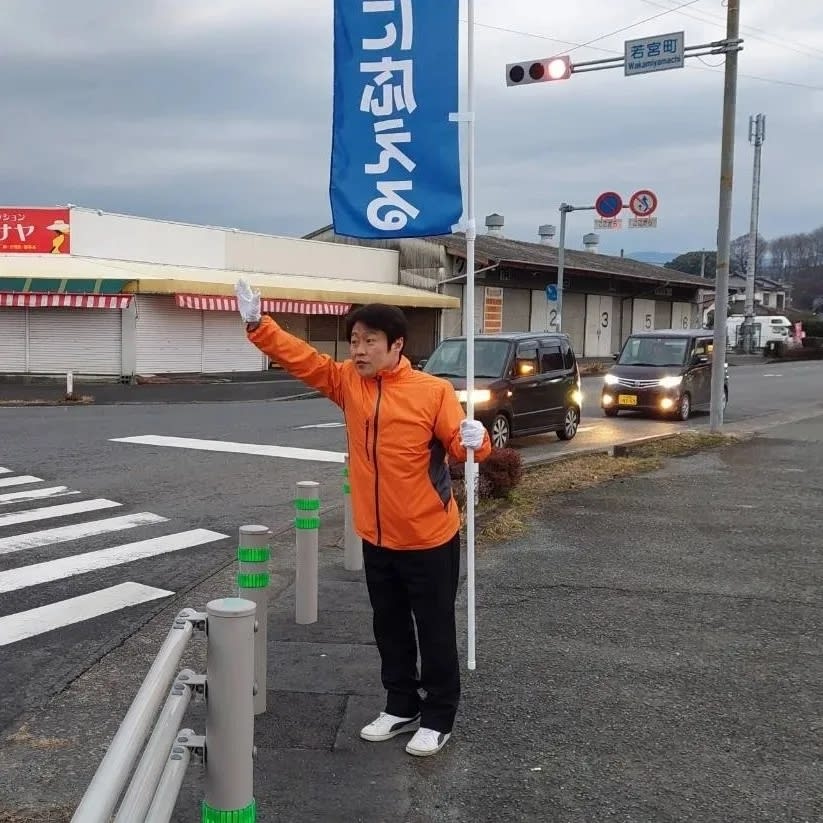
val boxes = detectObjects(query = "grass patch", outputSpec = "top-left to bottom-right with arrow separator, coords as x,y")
475,453 -> 660,544
0,810 -> 73,823
628,431 -> 738,458
472,432 -> 739,546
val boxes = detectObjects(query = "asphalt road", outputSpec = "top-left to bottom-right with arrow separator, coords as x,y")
0,360 -> 820,733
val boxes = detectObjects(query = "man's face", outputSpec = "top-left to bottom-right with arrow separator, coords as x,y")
350,321 -> 402,378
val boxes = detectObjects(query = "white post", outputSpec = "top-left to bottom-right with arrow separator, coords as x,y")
343,455 -> 362,571
465,0 -> 478,671
202,598 -> 256,822
66,370 -> 74,399
294,480 -> 319,624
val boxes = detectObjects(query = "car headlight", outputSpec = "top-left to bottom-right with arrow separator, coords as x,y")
603,374 -> 619,386
658,375 -> 683,389
456,389 -> 492,404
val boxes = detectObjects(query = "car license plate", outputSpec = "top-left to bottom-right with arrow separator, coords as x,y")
618,394 -> 638,406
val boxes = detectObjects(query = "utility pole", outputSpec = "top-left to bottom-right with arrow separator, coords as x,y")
700,249 -> 706,278
742,113 -> 766,353
556,204 -> 571,332
709,0 -> 741,432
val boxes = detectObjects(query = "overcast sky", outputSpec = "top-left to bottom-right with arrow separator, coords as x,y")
1,0 -> 821,259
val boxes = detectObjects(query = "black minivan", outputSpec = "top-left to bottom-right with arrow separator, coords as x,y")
421,332 -> 582,448
601,329 -> 729,420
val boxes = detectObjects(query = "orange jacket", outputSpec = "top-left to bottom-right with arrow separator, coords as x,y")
248,317 -> 492,549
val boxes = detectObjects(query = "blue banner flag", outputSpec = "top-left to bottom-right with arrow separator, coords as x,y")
330,0 -> 463,239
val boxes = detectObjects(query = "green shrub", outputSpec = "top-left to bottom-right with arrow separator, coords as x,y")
450,447 -> 524,503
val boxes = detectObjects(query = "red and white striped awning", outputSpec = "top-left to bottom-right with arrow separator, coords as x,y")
0,292 -> 133,310
175,293 -> 352,316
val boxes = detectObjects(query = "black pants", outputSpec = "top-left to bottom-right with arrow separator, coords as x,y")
363,531 -> 461,734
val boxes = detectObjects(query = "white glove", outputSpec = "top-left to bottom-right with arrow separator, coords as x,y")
460,419 -> 485,450
235,278 -> 261,323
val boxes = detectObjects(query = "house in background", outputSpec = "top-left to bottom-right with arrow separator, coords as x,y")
306,213 -> 707,360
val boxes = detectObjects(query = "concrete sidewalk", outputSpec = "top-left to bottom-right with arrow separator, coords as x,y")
1,416 -> 822,821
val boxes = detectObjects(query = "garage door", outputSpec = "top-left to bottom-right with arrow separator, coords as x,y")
136,296 -> 203,374
632,299 -> 656,332
28,309 -> 122,375
672,302 -> 693,330
0,310 -> 26,372
203,312 -> 264,373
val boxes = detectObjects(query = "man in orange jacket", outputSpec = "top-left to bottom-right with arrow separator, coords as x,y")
236,278 -> 491,756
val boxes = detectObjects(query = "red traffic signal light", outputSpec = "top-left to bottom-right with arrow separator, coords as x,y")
506,56 -> 572,86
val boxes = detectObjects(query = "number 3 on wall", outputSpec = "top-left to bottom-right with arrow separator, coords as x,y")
600,312 -> 609,328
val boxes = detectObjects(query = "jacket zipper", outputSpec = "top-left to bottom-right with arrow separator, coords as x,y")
364,420 -> 370,463
373,377 -> 383,546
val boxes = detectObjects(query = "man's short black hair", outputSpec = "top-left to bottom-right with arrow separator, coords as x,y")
345,304 -> 408,350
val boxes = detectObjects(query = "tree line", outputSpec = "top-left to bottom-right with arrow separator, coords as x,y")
664,226 -> 823,312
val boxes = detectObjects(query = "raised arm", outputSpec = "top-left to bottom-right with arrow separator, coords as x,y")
237,279 -> 345,406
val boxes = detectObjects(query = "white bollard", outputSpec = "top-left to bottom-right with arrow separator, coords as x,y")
294,481 -> 319,624
66,370 -> 74,399
237,524 -> 271,716
343,455 -> 363,571
202,598 -> 256,822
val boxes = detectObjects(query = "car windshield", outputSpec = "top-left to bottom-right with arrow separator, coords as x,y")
618,336 -> 689,367
423,339 -> 510,378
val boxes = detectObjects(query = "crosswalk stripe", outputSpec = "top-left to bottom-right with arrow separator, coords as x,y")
0,528 -> 228,594
0,512 -> 168,556
0,475 -> 43,488
0,583 -> 174,646
0,468 -> 11,475
111,434 -> 346,464
0,486 -> 78,505
0,499 -> 121,529
0,582 -> 175,646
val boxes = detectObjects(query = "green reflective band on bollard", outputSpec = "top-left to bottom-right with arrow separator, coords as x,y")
294,516 -> 320,530
202,799 -> 256,823
294,498 -> 321,511
237,547 -> 270,563
236,572 -> 269,589
342,466 -> 349,478
342,483 -> 351,494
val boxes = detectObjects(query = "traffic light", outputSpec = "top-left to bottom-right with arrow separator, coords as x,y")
506,56 -> 572,87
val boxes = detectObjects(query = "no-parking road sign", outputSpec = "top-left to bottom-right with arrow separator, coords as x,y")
595,191 -> 623,219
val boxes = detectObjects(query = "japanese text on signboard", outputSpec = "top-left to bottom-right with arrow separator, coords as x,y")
0,208 -> 71,254
330,0 -> 462,238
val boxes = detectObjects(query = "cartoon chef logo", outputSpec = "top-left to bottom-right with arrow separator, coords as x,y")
47,218 -> 70,254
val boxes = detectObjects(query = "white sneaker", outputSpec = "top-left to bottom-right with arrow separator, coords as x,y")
405,727 -> 451,757
360,712 -> 420,742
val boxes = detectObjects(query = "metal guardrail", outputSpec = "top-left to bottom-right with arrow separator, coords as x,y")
72,524 -> 267,823
72,488 -> 363,822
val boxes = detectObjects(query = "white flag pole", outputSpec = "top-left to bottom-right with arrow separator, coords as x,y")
464,0 -> 478,671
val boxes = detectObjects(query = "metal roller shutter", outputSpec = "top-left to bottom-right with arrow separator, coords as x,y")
0,309 -> 26,372
632,299 -> 656,332
28,309 -> 122,375
202,312 -> 264,373
136,296 -> 202,374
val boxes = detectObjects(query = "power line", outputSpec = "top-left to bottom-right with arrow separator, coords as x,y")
567,0 -> 701,53
639,0 -> 823,61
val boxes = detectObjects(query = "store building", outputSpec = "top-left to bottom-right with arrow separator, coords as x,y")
0,206 -> 459,379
